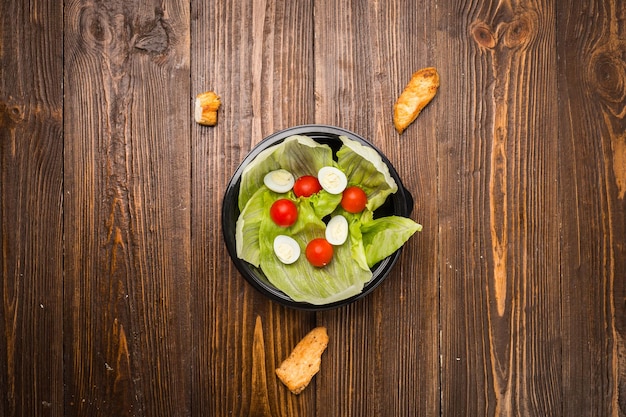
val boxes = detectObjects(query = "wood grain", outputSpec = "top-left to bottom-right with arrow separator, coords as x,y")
63,0 -> 191,415
438,1 -> 562,415
558,1 -> 626,415
190,0 -> 317,416
0,0 -> 64,415
1,0 -> 626,416
313,1 -> 440,416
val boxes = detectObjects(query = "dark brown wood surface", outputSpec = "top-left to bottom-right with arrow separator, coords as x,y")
1,0 -> 625,416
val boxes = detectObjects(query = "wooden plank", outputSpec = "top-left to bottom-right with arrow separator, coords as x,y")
557,0 -> 626,415
436,1 -> 562,415
313,1 -> 440,416
63,1 -> 191,415
0,0 -> 64,415
190,0 -> 317,416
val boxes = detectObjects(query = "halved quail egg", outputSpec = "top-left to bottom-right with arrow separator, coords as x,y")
273,235 -> 301,264
317,166 -> 347,194
325,215 -> 349,245
264,169 -> 295,193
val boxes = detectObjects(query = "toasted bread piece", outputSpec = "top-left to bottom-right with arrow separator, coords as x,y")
194,91 -> 221,126
393,67 -> 439,134
275,327 -> 329,394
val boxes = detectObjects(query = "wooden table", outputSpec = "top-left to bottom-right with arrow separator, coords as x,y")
2,0 -> 625,416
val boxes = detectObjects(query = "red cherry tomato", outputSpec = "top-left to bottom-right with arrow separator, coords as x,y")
293,175 -> 323,197
270,199 -> 298,227
341,186 -> 368,213
305,238 -> 334,267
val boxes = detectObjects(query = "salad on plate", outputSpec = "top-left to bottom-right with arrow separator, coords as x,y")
235,134 -> 421,305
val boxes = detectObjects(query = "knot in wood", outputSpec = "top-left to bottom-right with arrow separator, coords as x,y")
471,22 -> 496,49
133,8 -> 170,55
589,46 -> 626,107
134,21 -> 169,55
79,6 -> 112,46
502,14 -> 535,49
0,101 -> 24,128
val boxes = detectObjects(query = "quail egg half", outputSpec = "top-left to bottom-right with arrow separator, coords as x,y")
317,166 -> 347,194
325,215 -> 349,245
264,169 -> 295,193
273,235 -> 301,264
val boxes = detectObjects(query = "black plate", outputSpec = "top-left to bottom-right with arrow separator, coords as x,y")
221,124 -> 414,310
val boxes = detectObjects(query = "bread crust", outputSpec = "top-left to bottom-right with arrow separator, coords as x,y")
194,91 -> 221,126
275,327 -> 329,394
393,67 -> 440,134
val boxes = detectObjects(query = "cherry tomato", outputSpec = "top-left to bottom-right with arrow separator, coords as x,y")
270,199 -> 298,227
305,238 -> 334,267
293,175 -> 323,197
340,186 -> 368,213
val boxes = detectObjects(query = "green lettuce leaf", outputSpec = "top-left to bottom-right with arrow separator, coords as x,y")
360,216 -> 423,268
346,212 -> 371,272
336,136 -> 398,211
236,188 -> 341,268
306,190 -> 342,219
235,186 -> 272,267
238,135 -> 334,211
258,193 -> 372,305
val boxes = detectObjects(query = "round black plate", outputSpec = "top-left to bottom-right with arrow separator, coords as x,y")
221,124 -> 414,310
